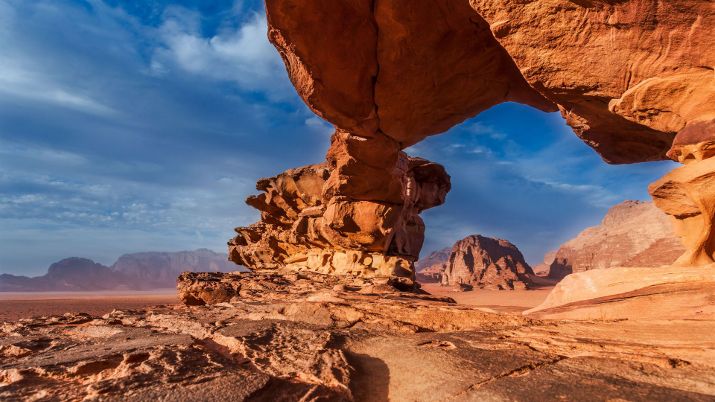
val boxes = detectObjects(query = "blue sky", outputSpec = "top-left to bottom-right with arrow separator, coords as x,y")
0,0 -> 675,275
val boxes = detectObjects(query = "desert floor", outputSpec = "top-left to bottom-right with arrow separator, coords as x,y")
0,290 -> 178,322
420,283 -> 553,313
0,286 -> 552,322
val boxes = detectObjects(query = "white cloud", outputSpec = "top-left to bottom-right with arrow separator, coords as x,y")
466,122 -> 506,140
524,178 -> 619,208
0,139 -> 87,166
152,9 -> 290,99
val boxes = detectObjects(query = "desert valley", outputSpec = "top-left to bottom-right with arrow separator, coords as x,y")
2,0 -> 714,401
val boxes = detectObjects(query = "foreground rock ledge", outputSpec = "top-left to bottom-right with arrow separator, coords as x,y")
525,265 -> 715,320
2,271 -> 715,401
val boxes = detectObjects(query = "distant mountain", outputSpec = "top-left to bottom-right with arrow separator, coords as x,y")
0,249 -> 243,292
532,250 -> 557,277
441,235 -> 535,290
415,247 -> 451,283
112,249 -> 237,289
547,201 -> 684,279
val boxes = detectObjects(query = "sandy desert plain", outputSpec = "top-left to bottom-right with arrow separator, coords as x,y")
0,286 -> 551,322
0,291 -> 178,322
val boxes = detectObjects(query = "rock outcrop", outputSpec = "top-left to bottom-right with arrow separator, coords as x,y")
526,265 -> 715,320
548,201 -> 685,279
440,235 -> 535,290
5,272 -> 715,401
470,0 -> 714,163
266,0 -> 713,163
229,154 -> 450,284
226,0 -> 713,284
112,249 -> 238,290
533,251 -> 557,277
650,121 -> 715,266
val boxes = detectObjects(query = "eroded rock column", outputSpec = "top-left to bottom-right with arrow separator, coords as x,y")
228,0 -> 713,285
649,121 -> 715,266
229,130 -> 450,283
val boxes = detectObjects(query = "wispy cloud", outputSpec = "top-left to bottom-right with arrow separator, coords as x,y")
0,59 -> 119,117
152,7 -> 291,99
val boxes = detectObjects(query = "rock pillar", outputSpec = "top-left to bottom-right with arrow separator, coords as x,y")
649,121 -> 715,266
229,130 -> 450,284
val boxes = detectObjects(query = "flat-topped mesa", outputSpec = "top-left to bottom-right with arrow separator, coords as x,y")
229,138 -> 450,284
649,120 -> 715,266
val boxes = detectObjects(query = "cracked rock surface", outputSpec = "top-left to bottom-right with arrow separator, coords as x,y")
3,272 -> 714,401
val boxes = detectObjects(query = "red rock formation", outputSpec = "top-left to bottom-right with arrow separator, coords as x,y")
649,121 -> 715,266
266,0 -> 713,163
548,201 -> 684,279
266,0 -> 555,144
229,153 -> 450,282
441,235 -> 534,290
469,0 -> 714,163
229,1 -> 713,284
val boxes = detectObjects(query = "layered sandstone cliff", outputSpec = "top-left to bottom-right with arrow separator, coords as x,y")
650,121 -> 715,266
441,235 -> 535,290
548,201 -> 684,279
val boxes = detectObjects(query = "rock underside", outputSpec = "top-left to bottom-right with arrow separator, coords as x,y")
3,271 -> 715,401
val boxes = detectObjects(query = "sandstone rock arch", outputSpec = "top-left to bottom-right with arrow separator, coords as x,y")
229,0 -> 714,284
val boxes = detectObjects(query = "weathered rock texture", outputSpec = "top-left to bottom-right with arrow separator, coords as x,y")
4,272 -> 715,401
533,250 -> 557,276
526,265 -> 715,320
470,0 -> 714,163
548,201 -> 685,279
441,235 -> 535,290
650,122 -> 715,266
228,0 -> 713,281
266,0 -> 713,162
229,157 -> 450,283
